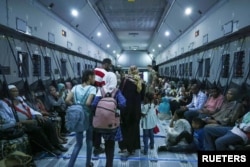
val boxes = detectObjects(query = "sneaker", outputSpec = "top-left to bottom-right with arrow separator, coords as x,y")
93,147 -> 105,156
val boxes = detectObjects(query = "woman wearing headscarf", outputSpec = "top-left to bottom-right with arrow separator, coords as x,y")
118,65 -> 143,154
158,97 -> 171,120
57,83 -> 66,100
91,71 -> 126,167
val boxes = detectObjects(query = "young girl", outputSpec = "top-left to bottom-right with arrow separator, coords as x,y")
141,92 -> 158,155
65,70 -> 96,167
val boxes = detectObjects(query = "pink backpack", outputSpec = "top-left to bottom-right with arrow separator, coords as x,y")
93,88 -> 120,133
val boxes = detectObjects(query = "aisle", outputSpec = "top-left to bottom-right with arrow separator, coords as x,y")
34,120 -> 198,167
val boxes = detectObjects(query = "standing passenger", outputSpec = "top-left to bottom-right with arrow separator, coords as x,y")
65,70 -> 96,167
119,65 -> 142,155
140,92 -> 158,155
93,58 -> 113,156
146,65 -> 157,94
91,71 -> 126,167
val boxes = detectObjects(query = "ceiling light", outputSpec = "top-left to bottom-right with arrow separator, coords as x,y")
71,9 -> 78,17
113,50 -> 116,54
107,44 -> 110,48
152,49 -> 155,52
185,7 -> 192,15
158,44 -> 162,48
165,31 -> 170,36
97,32 -> 101,37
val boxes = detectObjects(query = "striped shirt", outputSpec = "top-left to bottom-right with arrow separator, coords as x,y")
186,91 -> 207,112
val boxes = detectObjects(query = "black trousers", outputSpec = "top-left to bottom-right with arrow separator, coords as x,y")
175,131 -> 193,144
40,119 -> 60,146
104,140 -> 115,167
93,131 -> 102,148
25,126 -> 55,153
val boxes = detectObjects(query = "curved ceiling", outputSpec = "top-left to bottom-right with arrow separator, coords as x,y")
37,0 -> 220,57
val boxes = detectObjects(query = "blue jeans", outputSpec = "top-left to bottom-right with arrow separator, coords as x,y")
204,125 -> 231,151
143,128 -> 154,153
68,126 -> 93,167
215,131 -> 243,150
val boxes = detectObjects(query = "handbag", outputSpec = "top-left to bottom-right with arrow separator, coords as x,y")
0,127 -> 25,140
153,125 -> 160,134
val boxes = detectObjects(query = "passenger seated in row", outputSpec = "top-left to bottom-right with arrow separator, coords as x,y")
198,86 -> 224,118
157,97 -> 171,121
57,83 -> 67,100
0,99 -> 30,160
48,85 -> 68,134
203,88 -> 245,150
173,87 -> 189,106
168,86 -> 191,116
181,83 -> 207,122
203,88 -> 244,126
165,83 -> 177,99
65,81 -> 72,95
30,91 -> 67,144
242,95 -> 250,113
5,85 -> 67,154
0,99 -> 18,131
205,111 -> 250,151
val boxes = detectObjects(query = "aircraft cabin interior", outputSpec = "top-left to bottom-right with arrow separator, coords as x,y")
0,0 -> 250,167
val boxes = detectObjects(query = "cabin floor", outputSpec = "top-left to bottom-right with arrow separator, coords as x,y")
34,120 -> 198,167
